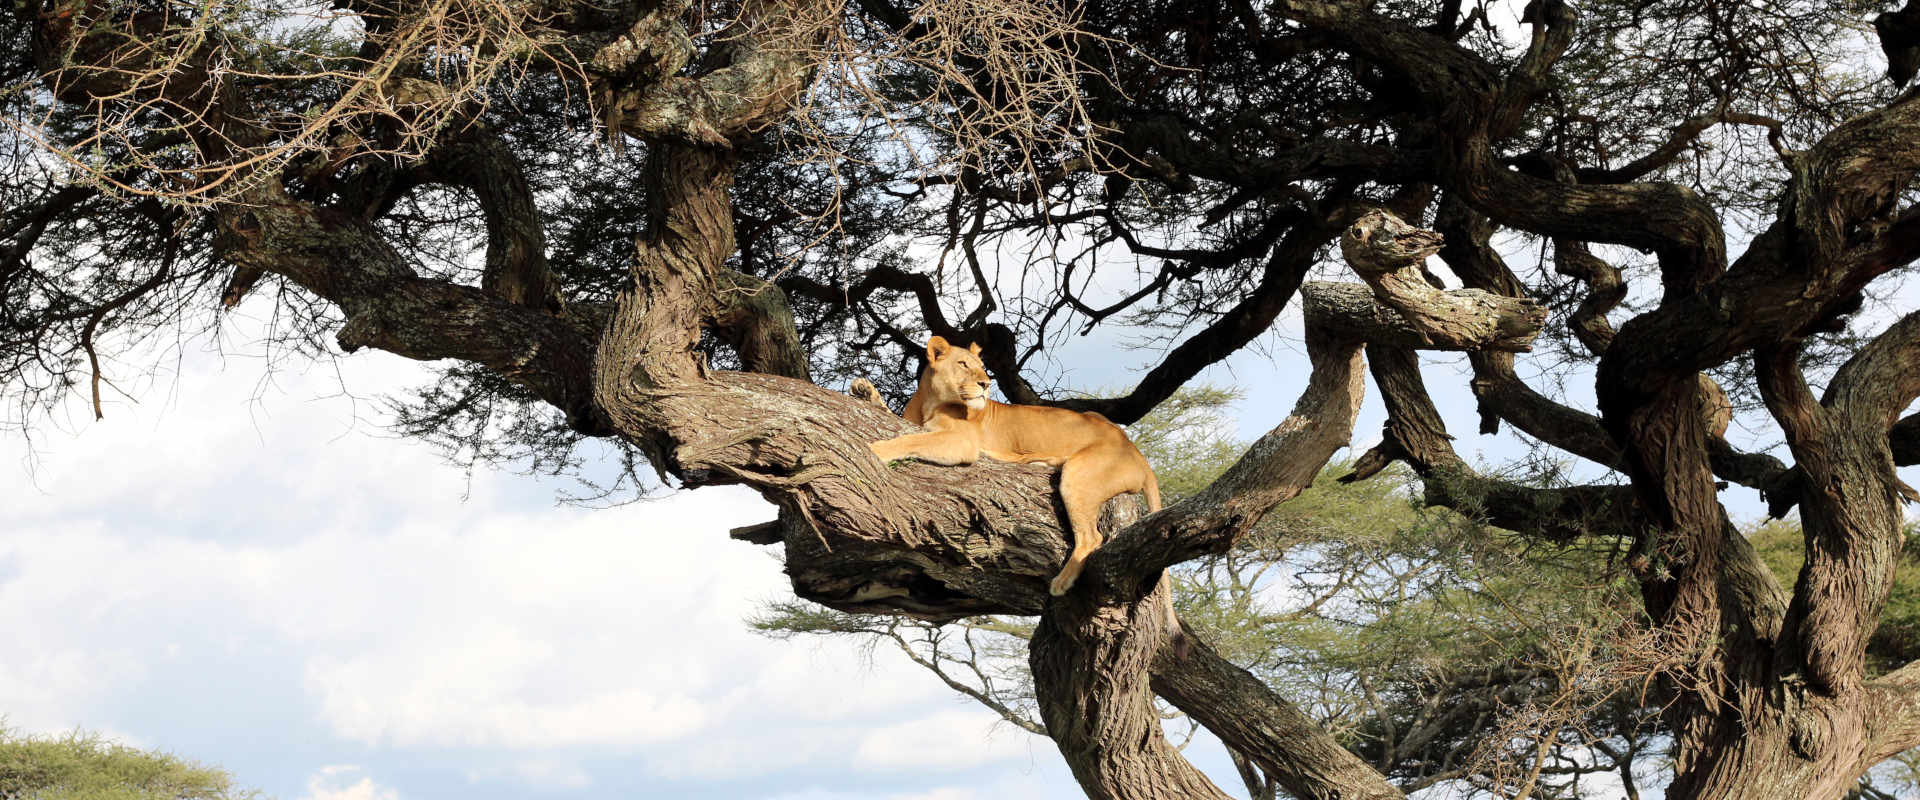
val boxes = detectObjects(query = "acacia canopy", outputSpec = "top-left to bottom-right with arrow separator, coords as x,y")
8,0 -> 1920,797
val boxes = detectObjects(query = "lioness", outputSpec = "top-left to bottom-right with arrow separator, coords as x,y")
866,335 -> 1162,596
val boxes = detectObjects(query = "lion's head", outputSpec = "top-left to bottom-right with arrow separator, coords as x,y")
919,335 -> 991,413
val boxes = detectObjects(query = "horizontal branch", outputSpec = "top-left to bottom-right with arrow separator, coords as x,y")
216,186 -> 609,433
662,375 -> 1078,618
1335,210 -> 1548,352
1866,661 -> 1920,763
1303,282 -> 1545,352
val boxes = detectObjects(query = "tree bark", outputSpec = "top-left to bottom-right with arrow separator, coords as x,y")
1150,624 -> 1404,800
416,126 -> 565,312
1032,580 -> 1234,800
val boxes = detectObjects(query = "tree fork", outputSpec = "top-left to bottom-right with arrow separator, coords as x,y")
1032,580 -> 1234,800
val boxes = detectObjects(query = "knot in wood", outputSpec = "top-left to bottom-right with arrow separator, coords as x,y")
1789,703 -> 1837,760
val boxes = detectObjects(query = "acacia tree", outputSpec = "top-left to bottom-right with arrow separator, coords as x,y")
10,0 -> 1920,797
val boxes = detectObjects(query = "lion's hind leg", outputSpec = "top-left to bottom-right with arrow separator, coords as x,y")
1049,447 -> 1145,596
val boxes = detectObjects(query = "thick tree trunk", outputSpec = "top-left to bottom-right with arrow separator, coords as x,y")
1667,700 -> 1871,800
1031,580 -> 1233,800
1659,316 -> 1920,799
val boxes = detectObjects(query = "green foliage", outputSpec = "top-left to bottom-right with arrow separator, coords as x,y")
1176,461 -> 1648,786
0,727 -> 255,800
1121,384 -> 1244,501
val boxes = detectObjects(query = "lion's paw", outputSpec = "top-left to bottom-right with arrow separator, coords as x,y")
849,378 -> 887,409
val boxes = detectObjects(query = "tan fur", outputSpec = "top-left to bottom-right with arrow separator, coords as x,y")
868,336 -> 1163,596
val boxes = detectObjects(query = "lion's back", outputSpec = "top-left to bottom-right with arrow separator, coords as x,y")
985,403 -> 1132,458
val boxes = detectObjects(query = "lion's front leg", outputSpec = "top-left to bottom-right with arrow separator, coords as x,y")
869,427 -> 981,466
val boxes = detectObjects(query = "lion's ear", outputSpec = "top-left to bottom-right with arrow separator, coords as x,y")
968,342 -> 982,355
927,335 -> 952,360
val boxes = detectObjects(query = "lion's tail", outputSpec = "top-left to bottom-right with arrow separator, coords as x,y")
1143,468 -> 1183,658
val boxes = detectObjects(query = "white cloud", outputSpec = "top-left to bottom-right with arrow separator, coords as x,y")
301,766 -> 399,800
887,789 -> 977,800
755,791 -> 875,800
885,772 -> 1069,800
284,493 -> 772,750
467,758 -> 594,790
2,488 -> 793,751
853,710 -> 1036,772
0,470 -> 1053,778
630,639 -> 1053,781
0,523 -> 256,734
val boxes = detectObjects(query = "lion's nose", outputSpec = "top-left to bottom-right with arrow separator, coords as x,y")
977,381 -> 990,391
